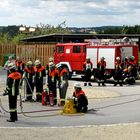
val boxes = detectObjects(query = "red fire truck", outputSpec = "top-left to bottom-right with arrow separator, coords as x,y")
54,41 -> 139,79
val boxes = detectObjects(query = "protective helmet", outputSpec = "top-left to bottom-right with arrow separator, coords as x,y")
74,83 -> 81,88
8,63 -> 16,70
49,57 -> 54,62
101,57 -> 105,60
27,61 -> 33,65
49,62 -> 55,67
8,56 -> 12,59
130,56 -> 135,60
56,63 -> 62,69
34,60 -> 41,66
116,57 -> 120,60
86,56 -> 90,60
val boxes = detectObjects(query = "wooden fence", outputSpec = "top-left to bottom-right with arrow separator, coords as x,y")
0,44 -> 16,66
16,43 -> 56,66
0,43 -> 56,66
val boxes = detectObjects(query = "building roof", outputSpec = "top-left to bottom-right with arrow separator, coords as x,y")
21,33 -> 140,43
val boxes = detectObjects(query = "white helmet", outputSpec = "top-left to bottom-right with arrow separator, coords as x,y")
8,63 -> 16,70
86,56 -> 90,60
49,62 -> 55,67
34,60 -> 41,66
74,83 -> 81,88
116,57 -> 120,60
27,61 -> 33,65
56,63 -> 62,69
49,57 -> 54,62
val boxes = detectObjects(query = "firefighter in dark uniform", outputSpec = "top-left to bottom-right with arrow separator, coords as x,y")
15,56 -> 25,76
56,64 -> 69,106
48,62 -> 58,105
97,57 -> 106,86
113,57 -> 123,86
128,56 -> 138,79
83,57 -> 93,86
24,61 -> 35,101
5,63 -> 21,122
73,83 -> 88,113
34,60 -> 46,102
123,65 -> 135,85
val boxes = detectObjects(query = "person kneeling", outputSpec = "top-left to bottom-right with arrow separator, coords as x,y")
73,83 -> 88,113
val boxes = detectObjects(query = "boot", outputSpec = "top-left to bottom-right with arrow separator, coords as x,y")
88,83 -> 92,86
84,83 -> 87,86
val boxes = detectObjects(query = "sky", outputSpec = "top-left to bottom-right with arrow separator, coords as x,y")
0,0 -> 140,27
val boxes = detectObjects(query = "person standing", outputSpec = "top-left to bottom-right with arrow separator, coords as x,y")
83,57 -> 93,86
47,62 -> 58,105
113,57 -> 123,86
56,64 -> 69,106
5,62 -> 21,122
15,56 -> 25,77
24,61 -> 35,101
34,60 -> 46,102
97,57 -> 106,86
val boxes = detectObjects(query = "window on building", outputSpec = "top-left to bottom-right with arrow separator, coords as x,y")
73,46 -> 81,53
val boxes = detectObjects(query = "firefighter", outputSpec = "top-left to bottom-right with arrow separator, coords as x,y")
113,57 -> 123,86
73,83 -> 88,113
128,56 -> 138,79
15,56 -> 25,76
56,64 -> 69,106
34,60 -> 46,102
123,65 -> 135,85
47,62 -> 58,105
5,62 -> 21,122
46,57 -> 54,71
83,57 -> 93,86
97,57 -> 106,86
24,61 -> 35,101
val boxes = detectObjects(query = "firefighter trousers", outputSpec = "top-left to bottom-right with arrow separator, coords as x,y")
59,82 -> 68,105
8,95 -> 18,121
26,80 -> 34,101
35,79 -> 43,102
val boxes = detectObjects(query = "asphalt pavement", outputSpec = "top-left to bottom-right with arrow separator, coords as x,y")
0,69 -> 140,127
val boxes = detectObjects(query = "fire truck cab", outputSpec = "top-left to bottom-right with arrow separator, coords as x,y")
54,41 -> 139,79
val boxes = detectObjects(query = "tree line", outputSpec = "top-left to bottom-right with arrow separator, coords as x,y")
0,23 -> 140,45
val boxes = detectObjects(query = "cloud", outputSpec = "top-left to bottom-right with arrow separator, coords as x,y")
0,0 -> 140,27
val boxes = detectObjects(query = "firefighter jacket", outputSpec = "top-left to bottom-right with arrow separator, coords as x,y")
48,69 -> 58,88
34,65 -> 46,84
73,90 -> 88,106
24,67 -> 35,82
97,60 -> 106,70
7,71 -> 22,96
59,68 -> 68,82
15,60 -> 25,75
83,61 -> 93,71
114,62 -> 123,79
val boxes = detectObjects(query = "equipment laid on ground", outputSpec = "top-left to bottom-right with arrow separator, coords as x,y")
62,98 -> 77,114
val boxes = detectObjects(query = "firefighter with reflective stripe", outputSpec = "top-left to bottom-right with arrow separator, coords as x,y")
97,57 -> 106,86
24,61 -> 35,101
73,83 -> 88,113
56,64 -> 69,106
113,57 -> 123,86
123,65 -> 135,85
128,56 -> 138,79
15,56 -> 25,76
48,62 -> 58,105
6,63 -> 21,122
83,57 -> 93,86
34,60 -> 46,102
